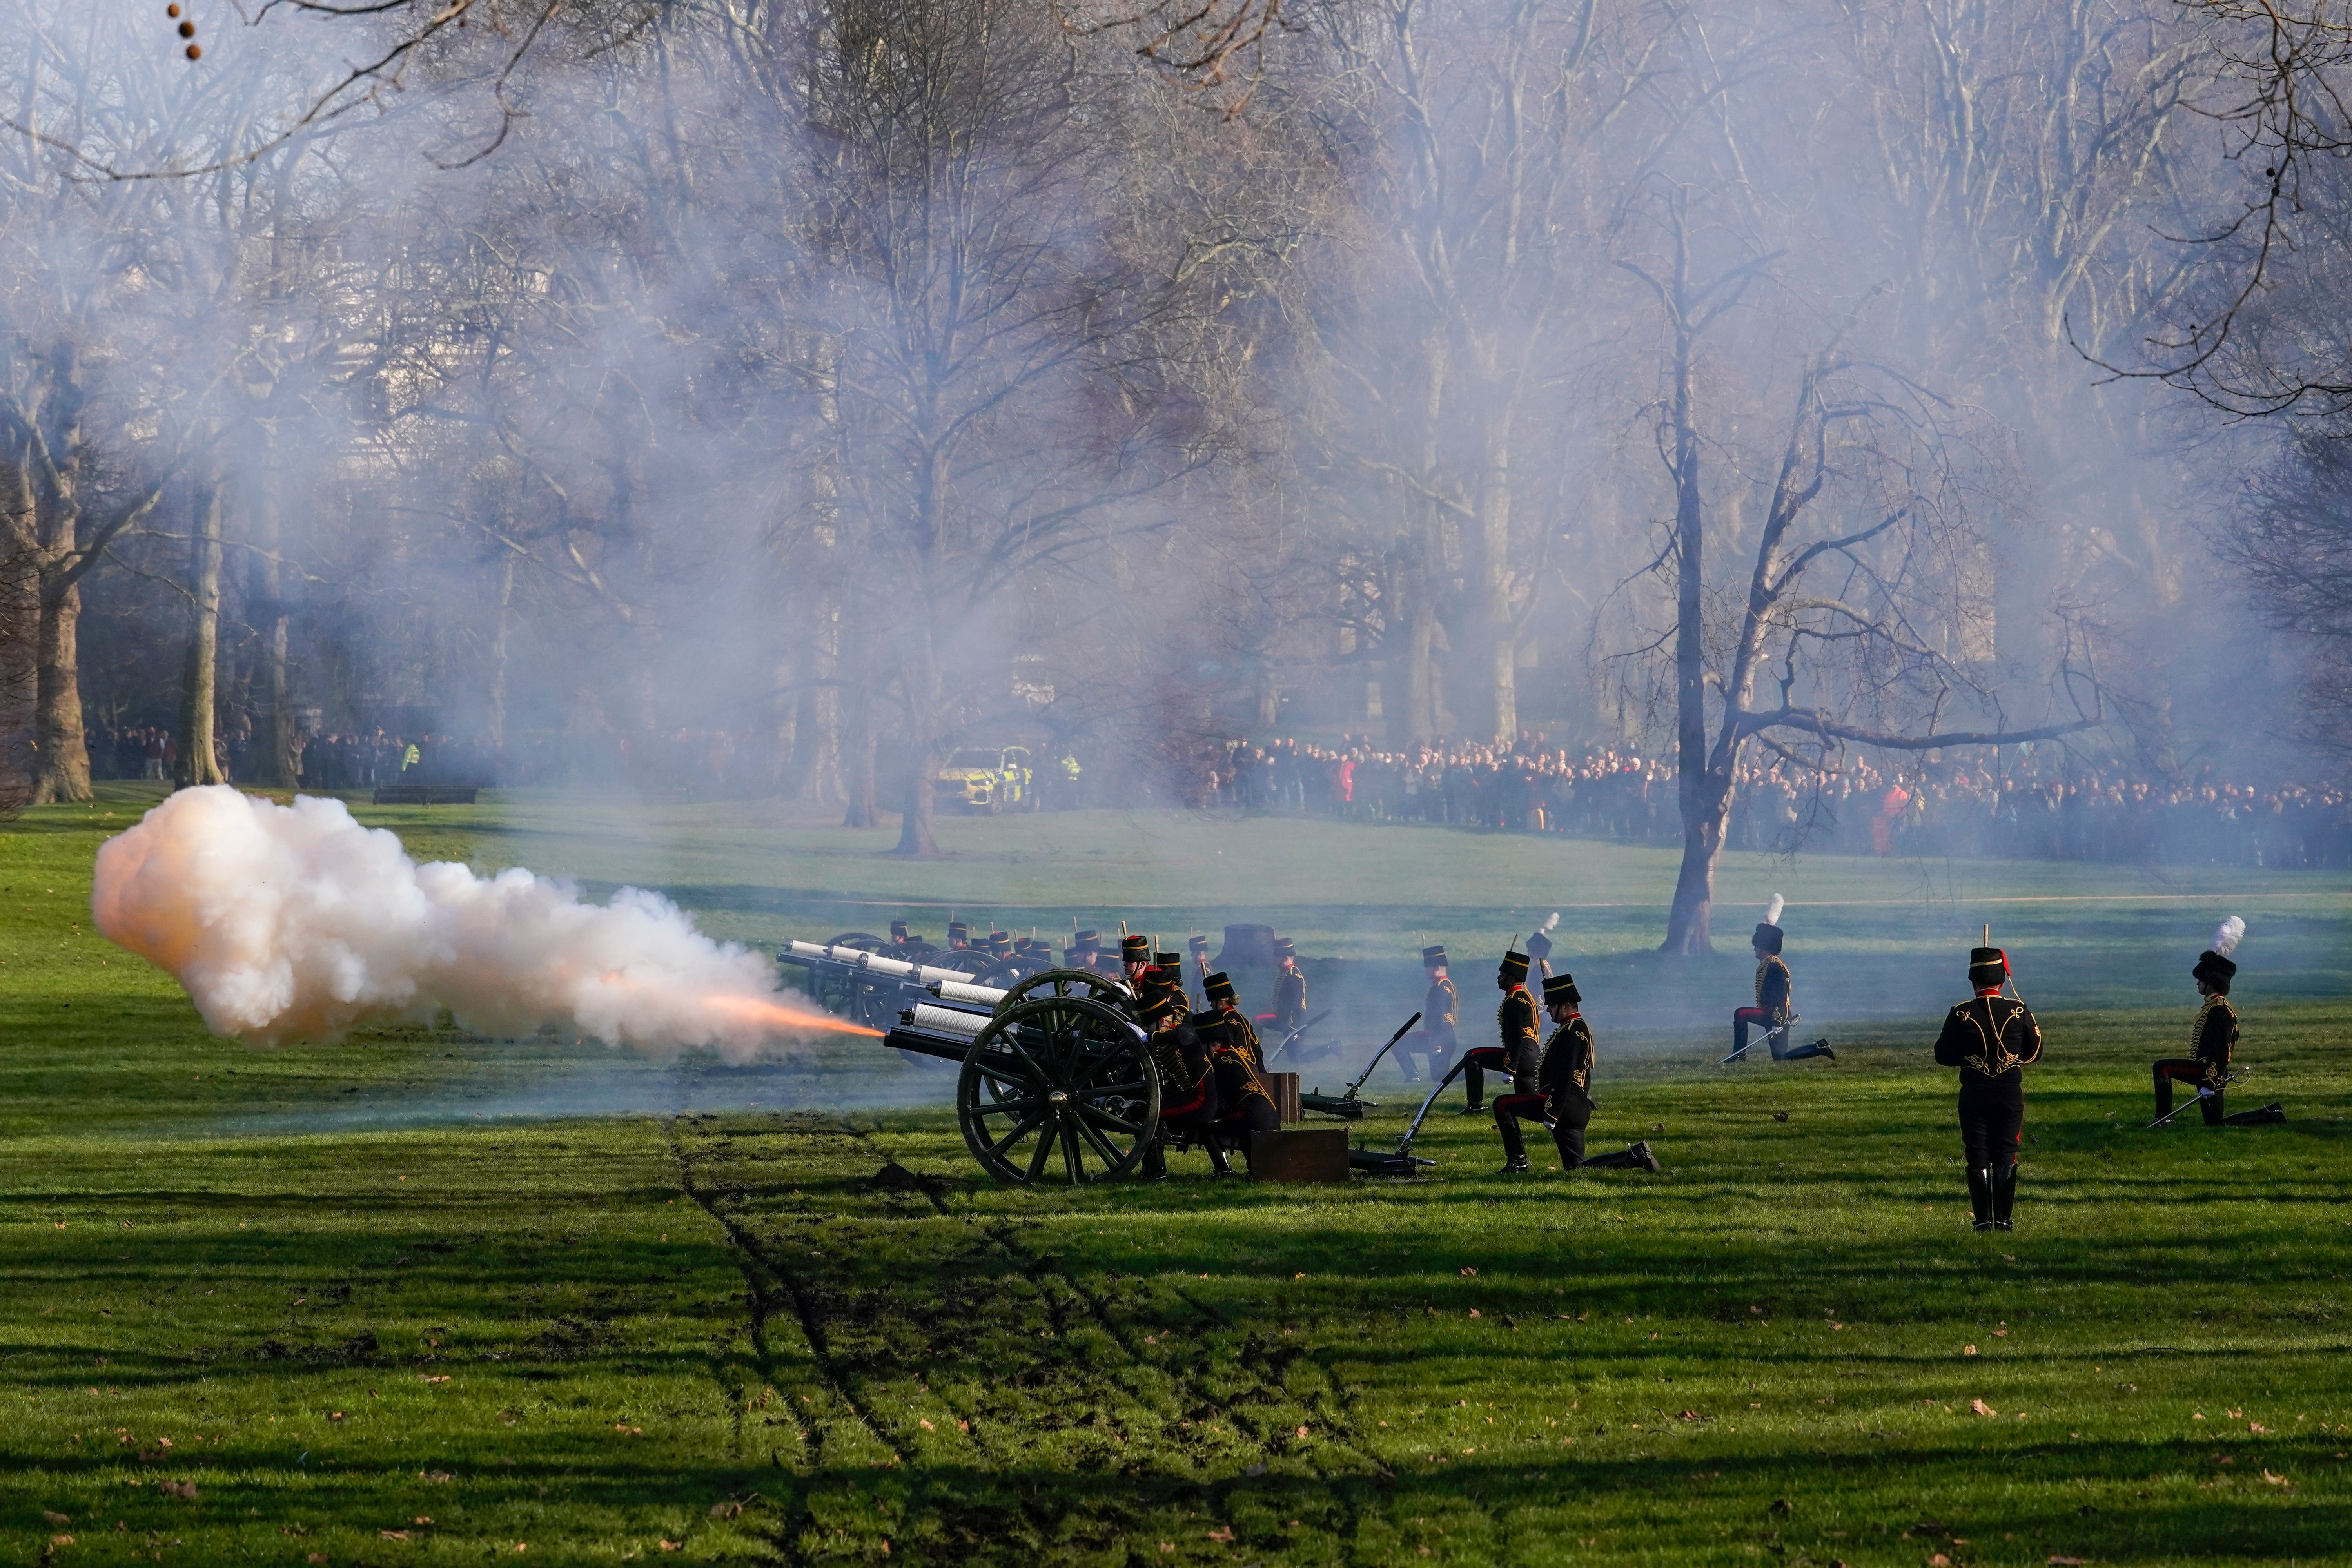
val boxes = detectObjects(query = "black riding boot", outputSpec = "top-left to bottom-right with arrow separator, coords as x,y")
2221,1102 -> 2286,1126
1966,1165 -> 1994,1231
1139,1138 -> 1168,1181
2152,1067 -> 2174,1122
1581,1142 -> 1661,1173
1781,1038 -> 1836,1062
1494,1110 -> 1530,1174
1991,1162 -> 2017,1231
1460,1058 -> 1486,1114
1206,1139 -> 1236,1177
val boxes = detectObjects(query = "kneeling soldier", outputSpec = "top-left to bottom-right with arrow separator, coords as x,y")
1492,972 -> 1660,1174
1199,970 -> 1266,1073
1733,899 -> 1833,1062
1139,985 -> 1225,1179
2153,917 -> 2283,1127
1933,946 -> 2041,1231
1471,945 -> 1540,1114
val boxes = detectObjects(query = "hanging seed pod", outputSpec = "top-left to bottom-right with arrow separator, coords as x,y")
185,43 -> 201,59
167,4 -> 181,16
178,20 -> 196,37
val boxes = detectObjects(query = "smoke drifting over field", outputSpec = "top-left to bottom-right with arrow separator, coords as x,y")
89,787 -> 872,1057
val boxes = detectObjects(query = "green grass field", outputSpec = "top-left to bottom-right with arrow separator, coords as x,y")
3,786 -> 2348,1565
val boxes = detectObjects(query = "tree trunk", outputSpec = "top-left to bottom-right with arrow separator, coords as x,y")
1662,770 -> 1731,955
176,484 -> 227,788
484,552 -> 515,753
1479,421 -> 1518,743
30,573 -> 91,802
842,685 -> 877,828
1661,236 -> 1712,956
890,629 -> 941,857
793,597 -> 843,803
0,534 -> 34,813
256,459 -> 298,788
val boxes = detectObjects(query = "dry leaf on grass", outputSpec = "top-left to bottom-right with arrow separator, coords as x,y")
1971,1399 -> 1998,1417
1207,1525 -> 1235,1541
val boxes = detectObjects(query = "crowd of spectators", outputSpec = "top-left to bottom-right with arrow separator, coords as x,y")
1203,734 -> 2352,870
87,722 -> 752,797
83,715 -> 2352,869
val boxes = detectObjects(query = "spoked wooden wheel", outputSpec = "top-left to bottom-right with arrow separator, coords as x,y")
827,931 -> 889,951
998,966 -> 1132,1009
957,997 -> 1160,1184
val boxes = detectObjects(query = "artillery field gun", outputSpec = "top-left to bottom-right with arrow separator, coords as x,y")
775,924 -> 1406,1187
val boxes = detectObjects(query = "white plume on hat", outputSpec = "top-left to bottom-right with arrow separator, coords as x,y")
1541,911 -> 1560,933
2210,916 -> 2245,957
1763,894 -> 1785,926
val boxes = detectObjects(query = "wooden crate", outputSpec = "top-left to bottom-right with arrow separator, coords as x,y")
1264,1071 -> 1302,1124
1247,1128 -> 1350,1184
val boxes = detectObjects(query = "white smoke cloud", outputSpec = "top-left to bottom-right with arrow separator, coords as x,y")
90,786 -> 870,1058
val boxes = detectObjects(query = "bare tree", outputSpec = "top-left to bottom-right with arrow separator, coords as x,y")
1610,193 -> 2102,953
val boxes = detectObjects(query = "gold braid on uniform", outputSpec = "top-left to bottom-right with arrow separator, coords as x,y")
1217,1031 -> 1276,1109
2189,994 -> 2236,1087
1537,1017 -> 1591,1094
1950,996 -> 2036,1075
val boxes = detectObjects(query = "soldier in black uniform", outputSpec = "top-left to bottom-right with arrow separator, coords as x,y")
946,921 -> 972,952
1733,912 -> 1833,1062
1138,986 -> 1226,1178
985,929 -> 1013,961
2152,927 -> 2283,1126
1198,973 -> 1279,1164
888,918 -> 918,953
1470,947 -> 1541,1115
1492,973 -> 1660,1174
1932,946 -> 2042,1232
1156,949 -> 1192,1008
1120,933 -> 1154,986
1399,945 -> 1458,1084
1066,928 -> 1103,970
1272,939 -> 1308,1034
1198,971 -> 1266,1072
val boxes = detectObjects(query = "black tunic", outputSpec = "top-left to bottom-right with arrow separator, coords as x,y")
1933,994 -> 2042,1167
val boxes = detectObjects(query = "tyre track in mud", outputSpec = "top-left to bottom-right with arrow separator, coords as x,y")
671,1105 -> 1511,1564
666,1111 -> 912,1566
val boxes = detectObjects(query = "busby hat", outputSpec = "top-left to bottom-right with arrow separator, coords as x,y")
1156,950 -> 1181,971
2194,916 -> 2245,992
1752,895 -> 1785,954
1421,944 -> 1448,967
889,918 -> 910,939
1139,987 -> 1185,1023
1273,937 -> 1296,962
1121,933 -> 1151,963
986,930 -> 1012,955
1072,929 -> 1100,951
1498,948 -> 1530,986
1204,971 -> 1237,1003
1967,946 -> 2008,988
1188,933 -> 1210,955
1543,972 -> 1581,1007
947,920 -> 971,943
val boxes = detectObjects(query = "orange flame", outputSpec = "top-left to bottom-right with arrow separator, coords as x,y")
699,994 -> 886,1038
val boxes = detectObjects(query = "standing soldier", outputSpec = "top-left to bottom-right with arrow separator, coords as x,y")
1730,897 -> 1833,1062
2151,918 -> 2283,1127
1272,939 -> 1308,1034
1399,945 -> 1458,1084
1473,946 -> 1541,1116
1493,972 -> 1660,1174
1932,946 -> 2043,1232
